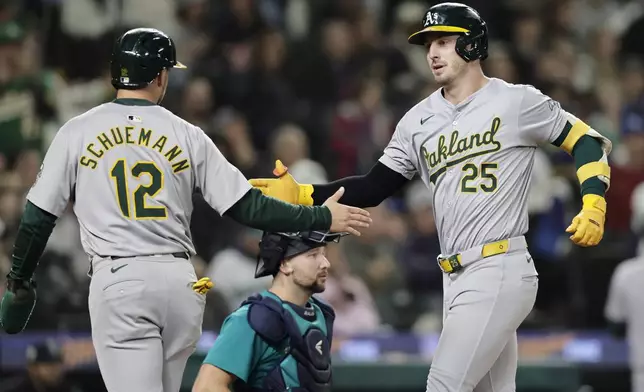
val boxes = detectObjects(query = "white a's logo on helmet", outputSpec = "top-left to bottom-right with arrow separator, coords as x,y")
424,11 -> 435,26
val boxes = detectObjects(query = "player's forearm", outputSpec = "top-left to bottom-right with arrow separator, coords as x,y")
8,201 -> 57,281
571,135 -> 607,197
310,162 -> 409,207
552,120 -> 610,198
225,188 -> 332,231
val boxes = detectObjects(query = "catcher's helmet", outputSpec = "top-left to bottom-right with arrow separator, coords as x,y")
408,2 -> 488,62
255,231 -> 347,278
110,28 -> 186,90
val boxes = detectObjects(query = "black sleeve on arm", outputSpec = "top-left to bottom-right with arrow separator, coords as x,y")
224,188 -> 332,232
311,162 -> 410,207
8,201 -> 57,281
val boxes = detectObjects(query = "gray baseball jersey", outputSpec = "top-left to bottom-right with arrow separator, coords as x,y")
27,99 -> 251,258
380,78 -> 571,255
605,258 -> 644,374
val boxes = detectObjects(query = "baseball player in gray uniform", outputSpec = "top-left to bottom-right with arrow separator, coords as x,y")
0,28 -> 371,392
249,3 -> 612,392
605,185 -> 644,392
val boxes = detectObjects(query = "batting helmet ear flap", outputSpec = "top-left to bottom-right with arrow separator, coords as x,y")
455,24 -> 488,62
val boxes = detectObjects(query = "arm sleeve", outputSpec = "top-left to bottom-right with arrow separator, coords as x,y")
8,201 -> 57,281
519,85 -> 612,194
604,266 -> 627,323
225,188 -> 332,231
203,311 -> 266,383
517,85 -> 570,146
193,127 -> 252,215
26,127 -> 76,217
570,136 -> 607,197
310,162 -> 409,207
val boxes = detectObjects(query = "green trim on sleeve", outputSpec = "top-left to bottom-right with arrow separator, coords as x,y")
551,121 -> 572,147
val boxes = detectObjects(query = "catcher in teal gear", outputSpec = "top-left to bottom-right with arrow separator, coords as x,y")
192,230 -> 344,392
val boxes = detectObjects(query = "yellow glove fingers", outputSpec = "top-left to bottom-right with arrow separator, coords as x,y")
566,216 -> 581,233
249,179 -> 270,187
578,228 -> 595,247
569,220 -> 588,243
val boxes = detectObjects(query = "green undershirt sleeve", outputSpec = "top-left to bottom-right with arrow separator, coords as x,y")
8,201 -> 57,281
225,188 -> 332,232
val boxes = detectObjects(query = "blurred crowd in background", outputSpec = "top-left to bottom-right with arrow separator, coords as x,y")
1,0 -> 644,338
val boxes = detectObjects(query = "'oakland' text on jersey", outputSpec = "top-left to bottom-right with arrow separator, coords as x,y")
380,78 -> 571,255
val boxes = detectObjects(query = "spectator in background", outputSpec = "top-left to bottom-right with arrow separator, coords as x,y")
396,180 -> 443,333
206,228 -> 273,311
605,97 -> 644,236
179,76 -> 217,132
0,340 -> 85,392
484,42 -> 519,84
0,21 -> 57,163
246,28 -> 299,151
270,123 -> 328,184
339,203 -> 413,331
604,183 -> 644,392
316,241 -> 381,337
397,180 -> 442,301
331,77 -> 394,177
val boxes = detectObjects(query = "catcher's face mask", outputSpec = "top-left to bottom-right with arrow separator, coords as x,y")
254,231 -> 347,278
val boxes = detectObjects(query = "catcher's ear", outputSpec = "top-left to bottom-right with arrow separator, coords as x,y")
279,259 -> 293,275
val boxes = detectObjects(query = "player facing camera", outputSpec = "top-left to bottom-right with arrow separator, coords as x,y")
255,231 -> 347,295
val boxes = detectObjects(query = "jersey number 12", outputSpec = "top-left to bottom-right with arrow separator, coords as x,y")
110,159 -> 167,220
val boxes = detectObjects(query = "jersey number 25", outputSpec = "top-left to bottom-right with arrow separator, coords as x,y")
110,159 -> 168,220
460,163 -> 498,193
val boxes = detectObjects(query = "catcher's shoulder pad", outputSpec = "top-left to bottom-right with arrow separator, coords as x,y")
243,294 -> 288,346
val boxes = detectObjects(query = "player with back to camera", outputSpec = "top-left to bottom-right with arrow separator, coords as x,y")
192,230 -> 343,392
249,3 -> 612,392
0,28 -> 371,392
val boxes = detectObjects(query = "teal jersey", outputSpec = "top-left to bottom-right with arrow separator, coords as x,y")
203,290 -> 330,389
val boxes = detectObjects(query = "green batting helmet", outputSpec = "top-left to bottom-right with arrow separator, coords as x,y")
110,28 -> 186,90
407,2 -> 488,62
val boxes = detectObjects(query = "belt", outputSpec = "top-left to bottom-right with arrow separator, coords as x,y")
437,237 -> 526,274
110,252 -> 189,260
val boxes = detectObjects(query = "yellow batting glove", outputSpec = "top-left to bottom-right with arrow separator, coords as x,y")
565,194 -> 606,247
248,160 -> 314,205
192,277 -> 214,295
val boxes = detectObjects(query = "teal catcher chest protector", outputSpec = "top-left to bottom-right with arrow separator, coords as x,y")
234,293 -> 335,392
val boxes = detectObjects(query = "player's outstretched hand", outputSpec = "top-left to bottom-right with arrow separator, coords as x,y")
323,187 -> 372,236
